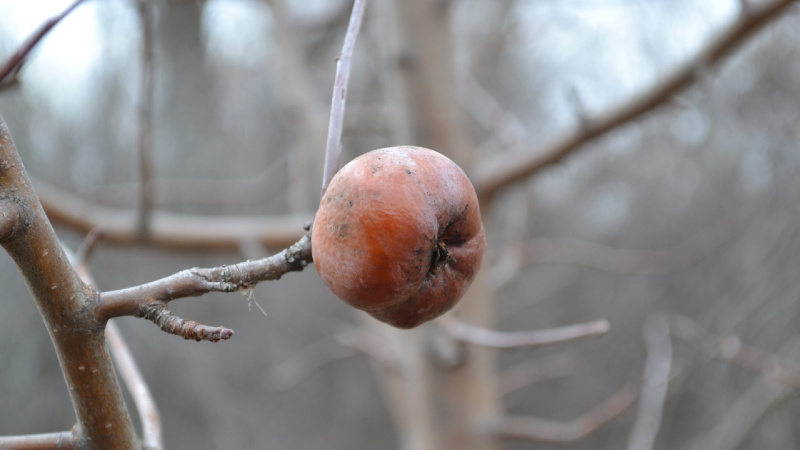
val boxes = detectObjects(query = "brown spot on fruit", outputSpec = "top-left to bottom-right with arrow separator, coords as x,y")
311,146 -> 485,329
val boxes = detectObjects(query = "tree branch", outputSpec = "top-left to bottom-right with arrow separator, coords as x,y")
97,233 -> 312,326
439,316 -> 610,350
472,0 -> 798,200
320,0 -> 368,195
105,322 -> 163,450
0,116 -> 138,447
671,315 -> 800,390
0,431 -> 75,449
627,315 -> 672,450
0,0 -> 87,89
136,0 -> 156,238
34,177 -> 310,250
491,381 -> 640,443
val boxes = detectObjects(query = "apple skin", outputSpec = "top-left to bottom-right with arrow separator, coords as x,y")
311,146 -> 485,329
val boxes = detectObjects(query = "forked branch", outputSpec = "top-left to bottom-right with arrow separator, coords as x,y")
473,0 -> 798,199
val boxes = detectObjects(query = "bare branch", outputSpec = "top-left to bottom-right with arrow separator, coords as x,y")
136,0 -> 156,238
0,0 -> 87,89
139,303 -> 233,342
98,233 -> 312,324
0,431 -> 75,449
106,322 -> 163,450
627,315 -> 672,450
439,316 -> 610,350
492,381 -> 640,443
0,116 -> 138,447
321,0 -> 369,195
270,336 -> 361,391
671,315 -> 800,390
34,178 -> 310,250
498,352 -> 581,398
505,205 -> 753,276
69,240 -> 163,449
473,0 -> 798,199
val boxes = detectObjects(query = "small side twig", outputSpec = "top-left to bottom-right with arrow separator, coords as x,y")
320,0 -> 369,196
0,431 -> 75,449
97,233 -> 313,335
439,316 -> 610,350
139,304 -> 233,342
491,381 -> 640,443
0,0 -> 87,88
670,315 -> 800,390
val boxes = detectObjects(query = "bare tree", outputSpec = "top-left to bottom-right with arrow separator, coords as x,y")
1,0 -> 799,449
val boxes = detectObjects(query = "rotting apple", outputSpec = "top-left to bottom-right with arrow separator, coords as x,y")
311,146 -> 485,329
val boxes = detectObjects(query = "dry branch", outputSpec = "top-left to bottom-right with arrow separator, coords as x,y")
34,177 -> 310,250
492,381 -> 640,443
0,116 -> 138,447
0,0 -> 86,89
440,316 -> 610,350
105,321 -> 163,450
0,431 -> 75,449
627,315 -> 672,450
136,0 -> 156,238
98,233 -> 312,325
671,315 -> 800,390
472,0 -> 798,199
321,0 -> 368,195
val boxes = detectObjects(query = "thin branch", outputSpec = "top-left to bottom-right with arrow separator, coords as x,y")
0,0 -> 87,88
498,351 -> 581,398
320,0 -> 368,196
270,336 -> 361,391
670,315 -> 800,390
136,0 -> 156,238
492,381 -> 640,443
97,233 -> 312,323
0,431 -> 75,449
627,315 -> 672,450
139,303 -> 233,342
439,315 -> 610,350
34,177 -> 310,250
74,226 -> 103,269
681,337 -> 800,450
473,0 -> 798,199
504,205 -> 753,277
106,322 -> 163,450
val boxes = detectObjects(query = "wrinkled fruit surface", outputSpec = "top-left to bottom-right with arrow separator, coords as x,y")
312,146 -> 485,328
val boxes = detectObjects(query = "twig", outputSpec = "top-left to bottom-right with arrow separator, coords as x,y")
439,315 -> 610,350
74,226 -> 104,269
491,381 -> 640,443
473,0 -> 797,199
627,315 -> 672,450
670,315 -> 800,390
507,204 -> 753,276
0,431 -> 75,449
136,0 -> 155,238
106,322 -> 163,450
681,336 -> 800,450
320,0 -> 368,196
139,303 -> 233,342
33,177 -> 310,250
498,351 -> 581,397
270,337 -> 361,391
97,233 -> 312,325
0,0 -> 87,88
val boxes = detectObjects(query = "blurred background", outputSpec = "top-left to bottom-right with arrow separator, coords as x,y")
1,0 -> 800,449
